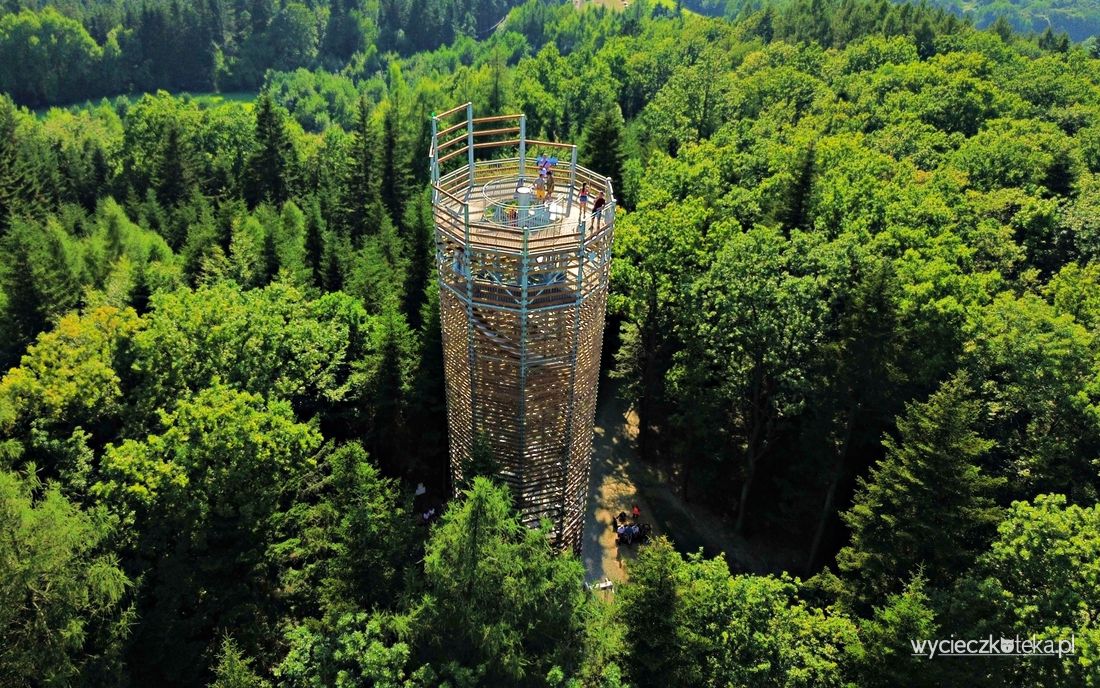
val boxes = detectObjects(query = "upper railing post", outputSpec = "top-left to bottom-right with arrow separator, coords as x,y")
466,103 -> 476,188
430,115 -> 439,200
519,115 -> 527,182
567,144 -> 578,215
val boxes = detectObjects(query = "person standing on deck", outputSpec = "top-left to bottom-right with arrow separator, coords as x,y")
591,191 -> 607,228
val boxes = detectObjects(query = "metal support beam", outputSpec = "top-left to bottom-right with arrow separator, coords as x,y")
430,116 -> 439,199
462,202 -> 479,441
517,223 -> 530,498
519,115 -> 527,183
567,145 -> 578,216
559,210 -> 586,547
466,103 -> 476,189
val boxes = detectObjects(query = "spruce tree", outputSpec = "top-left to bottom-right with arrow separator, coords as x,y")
341,97 -> 383,240
580,105 -> 625,189
303,196 -> 325,288
0,96 -> 42,233
400,191 -> 433,328
0,218 -> 80,355
209,637 -> 270,688
837,375 -> 1003,610
153,121 -> 195,208
244,92 -> 294,207
380,68 -> 412,221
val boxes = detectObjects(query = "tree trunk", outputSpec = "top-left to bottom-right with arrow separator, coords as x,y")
638,278 -> 660,462
806,404 -> 857,574
734,458 -> 755,534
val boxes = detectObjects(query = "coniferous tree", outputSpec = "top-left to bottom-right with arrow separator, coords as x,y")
837,375 -> 1003,610
366,305 -> 416,475
380,70 -> 413,222
342,97 -> 383,240
0,96 -> 41,233
153,121 -> 196,208
0,218 -> 81,357
244,92 -> 295,207
209,636 -> 270,688
580,105 -> 625,190
618,538 -> 683,687
0,469 -> 131,686
401,190 -> 434,328
416,478 -> 587,684
303,196 -> 325,288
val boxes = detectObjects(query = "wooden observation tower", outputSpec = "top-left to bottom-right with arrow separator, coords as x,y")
429,103 -> 615,551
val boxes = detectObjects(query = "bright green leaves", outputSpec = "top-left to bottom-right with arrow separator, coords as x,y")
0,467 -> 131,686
129,281 -> 369,421
417,477 -> 587,686
619,539 -> 860,688
96,381 -> 321,526
838,375 -> 1002,610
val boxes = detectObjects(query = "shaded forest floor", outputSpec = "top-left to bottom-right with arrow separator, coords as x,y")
582,382 -> 803,586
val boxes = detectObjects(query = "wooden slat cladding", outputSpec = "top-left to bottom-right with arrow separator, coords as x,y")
430,106 -> 615,552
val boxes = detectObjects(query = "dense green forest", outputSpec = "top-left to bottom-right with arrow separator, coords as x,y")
918,0 -> 1100,42
3,0 -> 1100,685
700,0 -> 1100,44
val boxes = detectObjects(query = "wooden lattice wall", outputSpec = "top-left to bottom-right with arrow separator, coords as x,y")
429,104 -> 615,551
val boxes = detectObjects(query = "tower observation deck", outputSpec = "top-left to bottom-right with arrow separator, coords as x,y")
429,103 -> 615,551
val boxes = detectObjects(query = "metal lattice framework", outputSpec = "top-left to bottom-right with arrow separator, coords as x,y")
429,103 -> 615,551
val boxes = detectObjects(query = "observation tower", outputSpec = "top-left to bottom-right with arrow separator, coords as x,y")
429,103 -> 615,551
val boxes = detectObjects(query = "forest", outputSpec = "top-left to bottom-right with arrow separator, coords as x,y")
2,0 -> 1100,686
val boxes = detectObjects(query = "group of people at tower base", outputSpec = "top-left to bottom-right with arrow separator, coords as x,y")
613,504 -> 652,546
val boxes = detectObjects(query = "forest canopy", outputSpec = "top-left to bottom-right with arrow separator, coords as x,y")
2,0 -> 1100,686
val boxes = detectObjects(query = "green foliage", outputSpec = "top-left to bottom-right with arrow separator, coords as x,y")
0,3 -> 1098,687
273,441 -> 414,616
245,93 -> 297,207
416,477 -> 588,686
949,495 -> 1100,687
95,381 -> 322,684
856,575 -> 939,688
581,105 -> 626,192
128,282 -> 370,426
461,432 -> 501,487
964,291 -> 1100,503
619,538 -> 860,688
0,467 -> 131,686
0,305 -> 140,484
211,636 -> 272,688
837,375 -> 1003,610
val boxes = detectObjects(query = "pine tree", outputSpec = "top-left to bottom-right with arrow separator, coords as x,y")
380,70 -> 412,222
303,196 -> 325,288
154,121 -> 195,208
244,92 -> 295,207
618,538 -> 684,687
460,433 -> 499,488
400,191 -> 433,328
341,97 -> 383,240
279,201 -> 308,284
321,228 -> 349,292
0,96 -> 42,233
837,375 -> 1003,611
368,306 -> 416,475
914,19 -> 935,59
0,218 -> 81,356
581,105 -> 625,190
779,139 -> 815,232
209,636 -> 270,688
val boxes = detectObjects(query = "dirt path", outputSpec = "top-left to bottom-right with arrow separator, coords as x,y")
581,384 -> 802,585
580,387 -> 657,585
